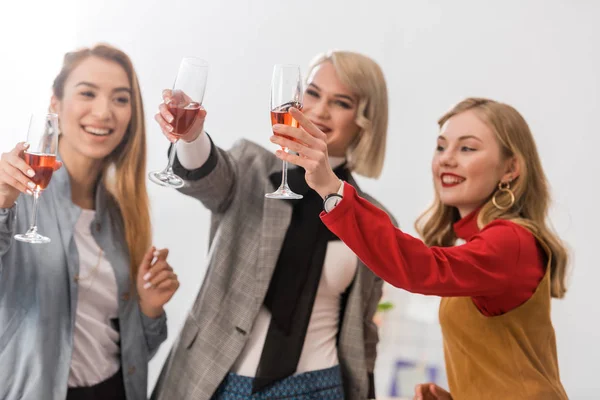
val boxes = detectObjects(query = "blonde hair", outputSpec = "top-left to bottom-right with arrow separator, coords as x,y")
52,44 -> 151,282
415,98 -> 568,298
307,51 -> 388,178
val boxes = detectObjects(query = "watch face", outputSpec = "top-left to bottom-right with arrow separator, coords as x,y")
324,195 -> 342,213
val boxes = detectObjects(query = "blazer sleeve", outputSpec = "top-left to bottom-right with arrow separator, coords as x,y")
172,135 -> 249,214
0,204 -> 16,260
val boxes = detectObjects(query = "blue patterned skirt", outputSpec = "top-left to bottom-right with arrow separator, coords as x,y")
211,366 -> 344,400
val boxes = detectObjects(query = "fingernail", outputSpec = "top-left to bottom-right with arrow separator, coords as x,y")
23,142 -> 30,149
143,272 -> 151,281
153,251 -> 160,257
269,136 -> 277,142
26,189 -> 33,196
273,124 -> 282,131
167,115 -> 174,123
27,169 -> 35,177
167,125 -> 174,132
27,182 -> 35,189
144,282 -> 152,289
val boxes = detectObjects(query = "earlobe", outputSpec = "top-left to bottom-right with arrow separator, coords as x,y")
49,96 -> 60,114
504,156 -> 520,182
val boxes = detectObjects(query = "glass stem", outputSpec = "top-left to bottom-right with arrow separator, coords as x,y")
164,139 -> 179,174
28,189 -> 41,234
280,148 -> 289,189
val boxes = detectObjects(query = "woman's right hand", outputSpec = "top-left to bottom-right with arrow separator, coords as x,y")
0,142 -> 36,208
155,89 -> 207,143
0,142 -> 63,209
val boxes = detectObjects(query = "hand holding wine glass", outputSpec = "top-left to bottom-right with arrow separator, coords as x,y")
0,141 -> 63,208
149,57 -> 208,189
265,64 -> 304,199
0,142 -> 37,208
270,107 -> 341,199
13,113 -> 60,244
155,89 -> 207,144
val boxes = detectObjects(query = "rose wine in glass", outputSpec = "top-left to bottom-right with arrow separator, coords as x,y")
149,58 -> 208,188
14,113 -> 59,244
265,65 -> 304,199
24,152 -> 56,190
270,101 -> 303,143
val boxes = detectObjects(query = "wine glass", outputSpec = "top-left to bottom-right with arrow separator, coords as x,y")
149,57 -> 209,188
265,64 -> 304,199
14,113 -> 59,244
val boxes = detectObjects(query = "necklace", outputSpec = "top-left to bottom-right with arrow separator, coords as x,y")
74,248 -> 104,289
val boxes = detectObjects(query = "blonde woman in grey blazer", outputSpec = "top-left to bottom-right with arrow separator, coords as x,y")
152,51 -> 395,400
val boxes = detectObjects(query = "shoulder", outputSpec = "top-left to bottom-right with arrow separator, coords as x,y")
478,219 -> 539,254
230,138 -> 271,157
228,139 -> 279,171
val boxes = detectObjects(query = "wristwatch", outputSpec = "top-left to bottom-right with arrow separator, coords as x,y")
323,193 -> 343,213
323,180 -> 344,213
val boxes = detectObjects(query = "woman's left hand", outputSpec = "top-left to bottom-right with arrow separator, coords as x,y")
270,107 -> 341,199
414,383 -> 453,400
137,246 -> 180,318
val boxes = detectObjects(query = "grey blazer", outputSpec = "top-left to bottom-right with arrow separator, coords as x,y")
152,139 -> 395,400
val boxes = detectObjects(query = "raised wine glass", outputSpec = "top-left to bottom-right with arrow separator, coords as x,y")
149,57 -> 208,188
14,113 -> 59,244
265,64 -> 304,199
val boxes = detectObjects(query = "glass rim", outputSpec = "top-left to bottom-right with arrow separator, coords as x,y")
181,57 -> 209,67
273,63 -> 301,69
29,112 -> 58,118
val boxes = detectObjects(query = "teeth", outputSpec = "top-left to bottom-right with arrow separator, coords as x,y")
316,125 -> 331,133
312,122 -> 331,132
84,126 -> 111,135
442,175 -> 465,184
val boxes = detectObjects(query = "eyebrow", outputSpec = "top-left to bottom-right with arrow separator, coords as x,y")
308,83 -> 355,104
437,134 -> 483,142
75,81 -> 132,94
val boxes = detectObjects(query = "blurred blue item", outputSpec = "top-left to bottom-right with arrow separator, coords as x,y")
389,359 -> 439,397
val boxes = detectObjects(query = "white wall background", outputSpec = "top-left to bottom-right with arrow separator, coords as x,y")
2,0 -> 599,398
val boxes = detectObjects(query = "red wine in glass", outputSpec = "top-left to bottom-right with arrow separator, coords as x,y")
148,57 -> 208,189
168,102 -> 201,135
24,152 -> 55,190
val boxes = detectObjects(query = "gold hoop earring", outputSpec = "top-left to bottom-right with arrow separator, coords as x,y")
492,181 -> 515,210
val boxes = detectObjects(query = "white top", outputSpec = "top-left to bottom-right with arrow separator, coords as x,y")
231,241 -> 357,375
178,137 -> 358,375
68,209 -> 120,387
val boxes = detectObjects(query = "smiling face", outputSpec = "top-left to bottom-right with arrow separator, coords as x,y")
51,56 -> 132,163
432,109 -> 517,217
302,61 -> 360,157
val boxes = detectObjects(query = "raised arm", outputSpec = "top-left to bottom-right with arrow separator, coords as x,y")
321,183 -> 523,297
266,108 -> 527,298
155,90 -> 238,214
